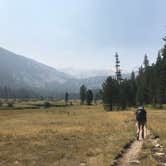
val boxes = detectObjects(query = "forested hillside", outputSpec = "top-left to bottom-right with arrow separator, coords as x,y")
102,36 -> 166,110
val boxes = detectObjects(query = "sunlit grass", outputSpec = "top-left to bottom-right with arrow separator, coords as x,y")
147,109 -> 166,146
0,103 -> 135,166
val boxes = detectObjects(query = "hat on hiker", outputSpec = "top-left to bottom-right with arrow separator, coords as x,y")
138,106 -> 144,110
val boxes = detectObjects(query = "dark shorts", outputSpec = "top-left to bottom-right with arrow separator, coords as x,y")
137,121 -> 146,127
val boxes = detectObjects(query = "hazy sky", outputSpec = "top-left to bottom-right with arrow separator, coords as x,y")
0,0 -> 166,71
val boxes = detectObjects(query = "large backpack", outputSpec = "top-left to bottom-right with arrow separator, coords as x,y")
136,109 -> 146,122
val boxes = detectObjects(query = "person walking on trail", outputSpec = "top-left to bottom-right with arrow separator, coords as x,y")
135,106 -> 147,140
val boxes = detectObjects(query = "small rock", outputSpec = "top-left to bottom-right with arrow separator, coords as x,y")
129,160 -> 140,164
159,147 -> 164,152
32,161 -> 36,164
155,144 -> 161,148
79,163 -> 86,166
15,161 -> 19,164
159,163 -> 166,166
154,152 -> 165,156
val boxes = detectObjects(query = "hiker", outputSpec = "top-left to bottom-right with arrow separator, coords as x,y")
135,106 -> 147,140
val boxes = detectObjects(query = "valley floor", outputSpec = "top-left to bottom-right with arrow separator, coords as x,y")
0,103 -> 135,166
0,103 -> 165,166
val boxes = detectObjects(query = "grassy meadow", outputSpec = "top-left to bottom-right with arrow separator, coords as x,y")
0,100 -> 165,166
0,101 -> 135,166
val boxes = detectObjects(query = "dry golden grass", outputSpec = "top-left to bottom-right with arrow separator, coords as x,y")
147,109 -> 166,146
0,104 -> 135,166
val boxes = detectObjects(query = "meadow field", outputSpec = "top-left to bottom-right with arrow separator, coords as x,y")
0,101 -> 165,166
0,101 -> 135,166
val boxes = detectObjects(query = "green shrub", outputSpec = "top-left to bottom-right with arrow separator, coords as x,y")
0,100 -> 2,107
7,102 -> 14,107
44,102 -> 51,108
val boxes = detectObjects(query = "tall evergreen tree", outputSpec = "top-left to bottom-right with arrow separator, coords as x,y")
102,77 -> 119,111
144,54 -> 149,68
149,51 -> 162,106
65,92 -> 69,105
143,55 -> 150,104
115,53 -> 122,82
136,66 -> 145,105
86,90 -> 93,105
80,85 -> 87,104
160,36 -> 166,105
119,80 -> 129,109
128,71 -> 137,106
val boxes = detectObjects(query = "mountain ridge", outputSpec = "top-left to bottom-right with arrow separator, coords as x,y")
0,47 -> 109,96
0,47 -> 74,88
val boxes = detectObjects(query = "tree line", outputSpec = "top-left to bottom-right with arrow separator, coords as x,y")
0,86 -> 36,99
102,36 -> 166,110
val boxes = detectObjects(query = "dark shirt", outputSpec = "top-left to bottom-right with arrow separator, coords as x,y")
136,109 -> 147,122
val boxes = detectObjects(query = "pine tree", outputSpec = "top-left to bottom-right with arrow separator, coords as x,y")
156,51 -> 162,65
119,79 -> 129,109
102,77 -> 119,111
86,90 -> 93,105
136,66 -> 145,105
65,92 -> 69,105
160,36 -> 166,105
115,53 -> 122,82
144,54 -> 149,68
147,65 -> 156,105
143,54 -> 150,104
128,71 -> 137,106
94,90 -> 102,104
80,85 -> 87,104
154,51 -> 162,106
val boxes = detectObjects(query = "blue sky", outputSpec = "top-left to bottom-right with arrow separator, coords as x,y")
0,0 -> 166,71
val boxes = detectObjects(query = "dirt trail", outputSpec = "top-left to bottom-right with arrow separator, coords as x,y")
80,129 -> 166,166
118,140 -> 143,166
117,128 -> 149,166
